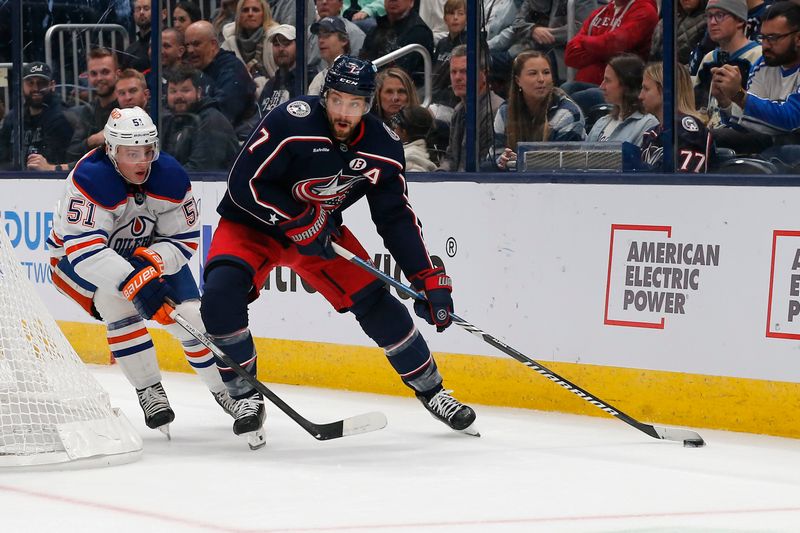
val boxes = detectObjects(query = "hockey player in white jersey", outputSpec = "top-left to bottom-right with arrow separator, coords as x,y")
48,106 -> 239,436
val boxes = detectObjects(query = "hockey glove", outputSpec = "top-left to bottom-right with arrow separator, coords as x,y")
279,204 -> 340,260
119,247 -> 175,325
410,267 -> 453,332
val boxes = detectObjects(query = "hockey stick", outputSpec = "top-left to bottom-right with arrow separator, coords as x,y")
166,301 -> 387,441
331,242 -> 705,447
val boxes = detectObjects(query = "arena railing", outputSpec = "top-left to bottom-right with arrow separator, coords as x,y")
373,44 -> 433,107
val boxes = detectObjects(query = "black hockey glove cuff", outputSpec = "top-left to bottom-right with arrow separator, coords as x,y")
410,267 -> 453,332
279,204 -> 340,260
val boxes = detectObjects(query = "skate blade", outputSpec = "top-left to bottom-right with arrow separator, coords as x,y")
157,424 -> 172,440
243,428 -> 266,450
459,423 -> 480,437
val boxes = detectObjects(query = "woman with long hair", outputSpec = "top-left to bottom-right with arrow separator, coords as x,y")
587,53 -> 659,146
639,62 -> 715,172
220,0 -> 280,97
372,68 -> 420,124
172,1 -> 203,35
493,50 -> 586,170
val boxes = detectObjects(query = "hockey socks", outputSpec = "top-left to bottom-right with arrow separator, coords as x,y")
208,328 -> 258,399
352,289 -> 443,393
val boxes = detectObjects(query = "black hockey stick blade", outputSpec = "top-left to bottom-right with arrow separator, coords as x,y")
331,243 -> 705,447
167,305 -> 387,441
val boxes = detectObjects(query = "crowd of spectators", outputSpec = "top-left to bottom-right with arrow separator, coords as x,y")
4,0 -> 800,174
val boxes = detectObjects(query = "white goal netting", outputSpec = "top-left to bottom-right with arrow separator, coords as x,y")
0,229 -> 141,467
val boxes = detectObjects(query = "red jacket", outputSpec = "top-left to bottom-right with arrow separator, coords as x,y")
565,0 -> 659,84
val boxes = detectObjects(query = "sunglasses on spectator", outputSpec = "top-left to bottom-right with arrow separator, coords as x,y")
757,30 -> 799,44
705,11 -> 731,23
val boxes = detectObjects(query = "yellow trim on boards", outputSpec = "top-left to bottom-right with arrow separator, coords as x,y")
58,321 -> 800,439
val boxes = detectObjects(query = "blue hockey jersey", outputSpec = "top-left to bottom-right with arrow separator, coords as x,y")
218,96 -> 434,278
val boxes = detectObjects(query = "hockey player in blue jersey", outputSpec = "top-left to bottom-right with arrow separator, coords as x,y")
49,106 -> 242,435
201,55 -> 478,444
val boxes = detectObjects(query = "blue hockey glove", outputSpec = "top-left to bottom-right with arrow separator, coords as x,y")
410,267 -> 453,332
279,204 -> 340,259
119,247 -> 176,325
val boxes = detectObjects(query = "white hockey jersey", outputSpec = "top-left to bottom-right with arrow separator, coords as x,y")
48,148 -> 200,293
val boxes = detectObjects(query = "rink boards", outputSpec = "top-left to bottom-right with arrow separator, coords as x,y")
4,178 -> 800,438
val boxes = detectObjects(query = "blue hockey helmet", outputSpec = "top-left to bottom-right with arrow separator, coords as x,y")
321,55 -> 377,112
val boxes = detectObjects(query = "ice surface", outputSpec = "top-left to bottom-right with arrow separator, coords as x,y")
1,366 -> 799,533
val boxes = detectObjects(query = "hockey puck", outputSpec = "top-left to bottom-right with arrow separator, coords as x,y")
683,438 -> 705,448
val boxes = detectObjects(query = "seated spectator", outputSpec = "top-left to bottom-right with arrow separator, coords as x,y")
185,20 -> 257,131
693,0 -> 761,127
64,47 -> 120,163
308,0 -> 365,76
587,54 -> 659,146
257,25 -> 298,117
509,0 -> 598,84
0,61 -> 73,170
689,0 -> 772,74
308,17 -> 351,96
392,104 -> 438,171
431,0 -> 466,109
122,0 -> 153,71
221,0 -> 280,97
372,67 -> 420,124
144,28 -> 186,99
492,50 -> 586,171
563,0 -> 658,114
162,65 -> 239,170
343,0 -> 386,34
115,69 -> 151,111
639,62 -> 716,172
650,0 -> 707,63
440,45 -> 505,171
162,28 -> 187,72
711,1 -> 800,158
173,1 -> 203,35
360,0 -> 434,84
434,0 -> 466,65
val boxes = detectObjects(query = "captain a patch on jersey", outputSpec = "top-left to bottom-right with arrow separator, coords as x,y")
287,101 -> 311,118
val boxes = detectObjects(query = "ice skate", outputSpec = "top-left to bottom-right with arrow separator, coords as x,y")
136,382 -> 175,438
233,391 -> 266,450
417,389 -> 479,436
212,388 -> 239,419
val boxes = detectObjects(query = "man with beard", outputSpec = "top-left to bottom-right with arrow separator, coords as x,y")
161,65 -> 239,170
122,0 -> 153,71
0,62 -> 73,170
256,25 -> 297,117
65,47 -> 121,162
200,56 -> 478,446
712,1 -> 800,155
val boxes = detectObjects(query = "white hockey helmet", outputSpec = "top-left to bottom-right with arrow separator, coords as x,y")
104,106 -> 160,170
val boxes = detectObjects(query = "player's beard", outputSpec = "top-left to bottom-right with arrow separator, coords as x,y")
327,113 -> 359,141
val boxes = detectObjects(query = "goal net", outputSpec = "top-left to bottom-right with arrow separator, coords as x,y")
0,229 -> 141,467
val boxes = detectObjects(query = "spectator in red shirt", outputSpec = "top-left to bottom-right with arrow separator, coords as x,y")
563,0 -> 658,114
